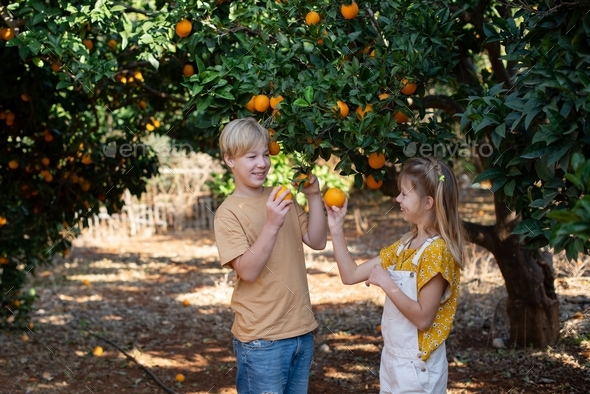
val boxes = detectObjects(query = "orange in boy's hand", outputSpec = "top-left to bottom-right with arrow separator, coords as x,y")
324,187 -> 346,208
295,173 -> 311,188
274,185 -> 293,201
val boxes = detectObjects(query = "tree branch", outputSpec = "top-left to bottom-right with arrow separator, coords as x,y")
463,220 -> 498,253
409,95 -> 465,118
0,5 -> 26,28
87,331 -> 179,394
141,83 -> 187,104
364,4 -> 386,46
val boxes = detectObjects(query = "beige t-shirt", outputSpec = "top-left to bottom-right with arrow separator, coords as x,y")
214,187 -> 318,342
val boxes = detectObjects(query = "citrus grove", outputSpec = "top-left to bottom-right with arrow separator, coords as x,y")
1,0 -> 589,349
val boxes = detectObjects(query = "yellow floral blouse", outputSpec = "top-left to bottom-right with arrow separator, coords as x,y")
380,238 -> 461,361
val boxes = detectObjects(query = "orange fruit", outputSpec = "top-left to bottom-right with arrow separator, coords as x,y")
0,112 -> 5,120
182,300 -> 190,307
151,118 -> 161,128
334,100 -> 349,118
366,175 -> 383,190
44,132 -> 54,142
295,173 -> 311,188
274,185 -> 293,201
355,104 -> 373,120
51,62 -> 61,72
6,112 -> 15,122
93,346 -> 103,356
41,158 -> 50,166
394,111 -> 410,123
0,28 -> 15,41
175,374 -> 185,383
269,95 -> 284,109
370,49 -> 375,57
81,155 -> 93,165
21,94 -> 30,102
107,39 -> 117,49
21,334 -> 29,342
183,64 -> 195,77
268,128 -> 276,137
368,152 -> 386,169
82,39 -> 93,50
0,257 -> 8,264
244,95 -> 256,112
324,188 -> 346,208
254,95 -> 270,112
134,70 -> 144,81
305,11 -> 320,25
139,100 -> 147,110
146,123 -> 155,131
341,2 -> 359,19
0,216 -> 6,226
8,160 -> 19,170
269,141 -> 280,156
400,78 -> 417,95
379,93 -> 389,101
175,19 -> 192,38
82,279 -> 91,286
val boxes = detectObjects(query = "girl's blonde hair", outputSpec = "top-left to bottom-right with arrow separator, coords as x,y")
219,117 -> 270,159
398,157 -> 466,267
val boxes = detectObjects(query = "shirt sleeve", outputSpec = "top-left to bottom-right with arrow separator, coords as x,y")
416,240 -> 459,302
214,207 -> 250,269
379,240 -> 401,269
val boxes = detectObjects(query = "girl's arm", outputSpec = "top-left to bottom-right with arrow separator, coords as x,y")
327,201 -> 380,284
367,265 -> 448,331
301,175 -> 327,250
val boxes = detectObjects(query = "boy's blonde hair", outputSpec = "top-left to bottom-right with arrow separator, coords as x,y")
398,157 -> 467,267
219,117 -> 270,159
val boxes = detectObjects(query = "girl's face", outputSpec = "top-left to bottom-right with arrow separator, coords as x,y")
396,177 -> 432,225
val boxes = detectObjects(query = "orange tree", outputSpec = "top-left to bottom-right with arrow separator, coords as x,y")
1,0 -> 588,347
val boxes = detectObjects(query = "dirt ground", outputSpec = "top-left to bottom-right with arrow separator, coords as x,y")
1,190 -> 589,393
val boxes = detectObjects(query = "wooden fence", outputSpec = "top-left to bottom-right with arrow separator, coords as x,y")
79,166 -> 222,239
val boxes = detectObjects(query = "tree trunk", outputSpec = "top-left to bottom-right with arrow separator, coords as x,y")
492,236 -> 560,347
464,196 -> 560,348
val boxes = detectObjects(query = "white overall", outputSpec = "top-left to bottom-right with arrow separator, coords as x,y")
379,236 -> 448,394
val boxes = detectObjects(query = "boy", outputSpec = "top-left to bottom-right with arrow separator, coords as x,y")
214,117 -> 327,393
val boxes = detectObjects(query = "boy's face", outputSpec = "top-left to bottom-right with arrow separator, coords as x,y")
224,143 -> 270,195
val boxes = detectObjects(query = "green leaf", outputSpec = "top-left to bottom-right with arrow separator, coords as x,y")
293,98 -> 309,107
304,86 -> 314,105
504,179 -> 516,196
473,168 -> 504,184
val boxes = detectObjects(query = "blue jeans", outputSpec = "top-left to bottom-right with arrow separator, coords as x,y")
232,332 -> 314,394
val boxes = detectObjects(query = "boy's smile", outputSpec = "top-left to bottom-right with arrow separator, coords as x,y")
225,143 -> 270,197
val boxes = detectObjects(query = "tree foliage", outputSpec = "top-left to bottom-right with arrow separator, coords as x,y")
462,1 -> 590,259
1,0 -> 588,330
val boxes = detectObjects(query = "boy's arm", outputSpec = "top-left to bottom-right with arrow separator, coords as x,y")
301,175 -> 327,250
327,200 -> 380,284
229,187 -> 294,283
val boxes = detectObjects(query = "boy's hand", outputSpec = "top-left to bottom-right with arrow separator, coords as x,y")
325,198 -> 348,234
266,186 -> 294,229
293,174 -> 321,197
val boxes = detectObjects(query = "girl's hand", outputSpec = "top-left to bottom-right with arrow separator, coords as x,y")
326,198 -> 348,233
365,264 -> 393,289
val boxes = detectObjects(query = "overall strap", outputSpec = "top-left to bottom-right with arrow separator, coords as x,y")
412,235 -> 440,266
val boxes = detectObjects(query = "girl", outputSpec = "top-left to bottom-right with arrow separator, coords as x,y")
326,157 -> 465,393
